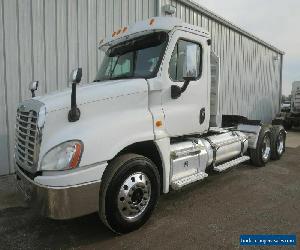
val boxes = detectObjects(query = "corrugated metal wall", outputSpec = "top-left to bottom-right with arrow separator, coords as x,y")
0,0 -> 157,174
0,0 -> 283,175
162,0 -> 283,123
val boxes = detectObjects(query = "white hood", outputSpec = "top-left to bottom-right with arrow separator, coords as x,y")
35,79 -> 148,113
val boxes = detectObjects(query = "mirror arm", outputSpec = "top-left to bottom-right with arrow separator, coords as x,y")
71,82 -> 77,108
31,89 -> 36,98
180,79 -> 191,93
68,82 -> 81,122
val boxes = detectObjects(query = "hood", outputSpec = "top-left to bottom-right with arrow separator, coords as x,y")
35,79 -> 148,113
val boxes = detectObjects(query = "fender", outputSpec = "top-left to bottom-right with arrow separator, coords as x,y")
37,79 -> 154,171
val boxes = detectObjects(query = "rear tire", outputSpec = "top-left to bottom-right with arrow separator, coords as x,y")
270,125 -> 286,160
99,153 -> 160,234
283,120 -> 292,130
249,126 -> 272,167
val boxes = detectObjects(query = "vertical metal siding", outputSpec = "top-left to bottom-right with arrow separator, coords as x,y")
164,0 -> 282,123
0,0 -> 9,175
0,0 -> 283,175
0,0 -> 156,175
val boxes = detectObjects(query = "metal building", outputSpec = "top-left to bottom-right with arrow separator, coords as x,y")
0,0 -> 283,175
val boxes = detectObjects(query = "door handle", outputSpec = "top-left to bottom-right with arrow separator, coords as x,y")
200,108 -> 205,124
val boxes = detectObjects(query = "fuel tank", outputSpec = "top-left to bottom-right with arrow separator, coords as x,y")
199,131 -> 248,166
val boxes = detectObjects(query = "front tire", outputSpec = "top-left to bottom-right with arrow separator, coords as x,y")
99,153 -> 160,234
249,126 -> 272,167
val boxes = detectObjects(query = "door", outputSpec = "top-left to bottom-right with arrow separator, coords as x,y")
161,30 -> 209,137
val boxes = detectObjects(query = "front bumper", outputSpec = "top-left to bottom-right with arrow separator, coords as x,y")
15,166 -> 101,220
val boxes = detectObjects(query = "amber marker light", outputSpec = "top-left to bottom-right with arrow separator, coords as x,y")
156,120 -> 163,127
112,31 -> 116,37
69,142 -> 82,169
123,26 -> 128,33
116,29 -> 122,35
149,18 -> 155,26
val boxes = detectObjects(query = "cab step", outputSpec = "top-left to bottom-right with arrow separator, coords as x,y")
213,156 -> 250,172
171,172 -> 208,190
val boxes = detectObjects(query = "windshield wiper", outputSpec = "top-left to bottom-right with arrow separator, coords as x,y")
109,75 -> 136,81
109,56 -> 120,78
93,75 -> 135,82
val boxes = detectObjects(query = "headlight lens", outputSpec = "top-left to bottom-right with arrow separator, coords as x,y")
41,140 -> 83,171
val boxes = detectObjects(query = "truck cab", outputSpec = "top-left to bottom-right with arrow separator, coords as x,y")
275,81 -> 300,129
15,17 -> 286,234
291,82 -> 300,115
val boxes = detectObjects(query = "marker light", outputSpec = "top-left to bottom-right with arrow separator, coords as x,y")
116,29 -> 122,35
123,27 -> 128,33
41,140 -> 83,171
156,120 -> 162,127
112,31 -> 116,37
69,143 -> 83,168
149,18 -> 155,26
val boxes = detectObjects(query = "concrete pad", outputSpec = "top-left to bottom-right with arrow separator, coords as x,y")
0,175 -> 25,210
1,147 -> 300,249
286,127 -> 300,148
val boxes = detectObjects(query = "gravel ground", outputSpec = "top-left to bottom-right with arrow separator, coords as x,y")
0,129 -> 300,250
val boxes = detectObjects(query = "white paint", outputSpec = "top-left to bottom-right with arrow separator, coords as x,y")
37,79 -> 154,169
160,27 -> 210,136
34,162 -> 107,187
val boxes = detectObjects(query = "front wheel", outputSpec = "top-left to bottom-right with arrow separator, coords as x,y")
99,153 -> 160,234
249,126 -> 272,167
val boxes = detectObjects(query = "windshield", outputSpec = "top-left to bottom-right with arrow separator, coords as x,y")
94,32 -> 168,81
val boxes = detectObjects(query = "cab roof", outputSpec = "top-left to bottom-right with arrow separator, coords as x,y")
98,17 -> 210,50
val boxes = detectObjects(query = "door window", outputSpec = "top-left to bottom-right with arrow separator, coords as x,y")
169,40 -> 202,81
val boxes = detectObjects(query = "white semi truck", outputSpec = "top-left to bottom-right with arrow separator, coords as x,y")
291,81 -> 300,115
274,81 -> 300,129
15,17 -> 286,234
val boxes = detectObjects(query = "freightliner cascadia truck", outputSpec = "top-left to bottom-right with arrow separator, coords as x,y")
15,17 -> 286,234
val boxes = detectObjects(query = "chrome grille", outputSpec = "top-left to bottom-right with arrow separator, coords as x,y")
15,100 -> 44,173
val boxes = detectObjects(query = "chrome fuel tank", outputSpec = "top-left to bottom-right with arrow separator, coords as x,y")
199,131 -> 248,166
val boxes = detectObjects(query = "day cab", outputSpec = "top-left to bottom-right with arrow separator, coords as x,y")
15,17 -> 286,234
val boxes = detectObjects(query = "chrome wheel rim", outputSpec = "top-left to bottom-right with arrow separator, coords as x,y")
277,133 -> 284,155
117,172 -> 151,221
262,135 -> 271,162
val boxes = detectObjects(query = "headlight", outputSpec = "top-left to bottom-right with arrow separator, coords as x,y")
41,140 -> 83,171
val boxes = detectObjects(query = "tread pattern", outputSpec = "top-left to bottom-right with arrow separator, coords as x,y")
249,126 -> 271,167
270,125 -> 286,160
99,153 -> 160,233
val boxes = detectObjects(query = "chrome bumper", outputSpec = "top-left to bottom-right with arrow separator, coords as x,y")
15,166 -> 101,220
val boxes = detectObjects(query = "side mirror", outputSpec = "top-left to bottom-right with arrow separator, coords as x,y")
29,81 -> 39,98
170,44 -> 200,100
70,68 -> 82,84
68,68 -> 82,122
183,43 -> 199,81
